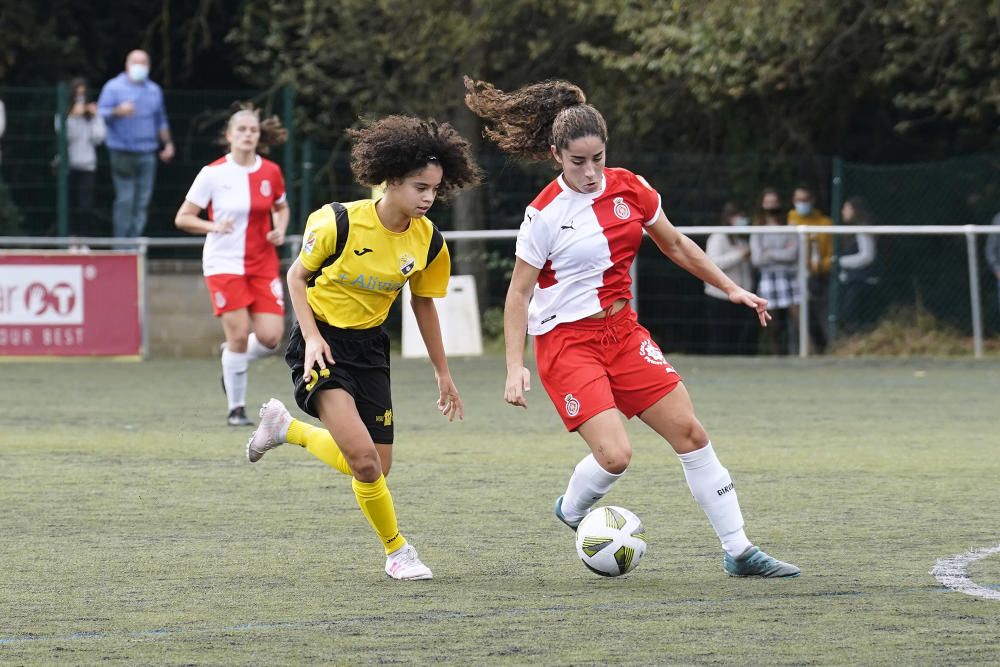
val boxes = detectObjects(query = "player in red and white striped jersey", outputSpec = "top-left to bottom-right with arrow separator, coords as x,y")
175,106 -> 290,426
466,77 -> 799,578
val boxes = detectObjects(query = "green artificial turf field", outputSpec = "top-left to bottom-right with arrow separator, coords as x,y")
1,355 -> 998,664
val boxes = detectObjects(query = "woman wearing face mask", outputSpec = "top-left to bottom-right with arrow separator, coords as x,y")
704,202 -> 756,354
750,188 -> 800,355
56,78 -> 106,248
465,77 -> 798,579
245,115 -> 483,580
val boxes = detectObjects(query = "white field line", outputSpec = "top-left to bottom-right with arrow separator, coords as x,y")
931,544 -> 1000,600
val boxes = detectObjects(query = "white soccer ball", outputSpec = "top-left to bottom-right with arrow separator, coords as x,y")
575,506 -> 647,577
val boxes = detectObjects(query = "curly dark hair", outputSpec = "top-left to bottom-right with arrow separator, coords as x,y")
463,76 -> 608,162
217,102 -> 288,154
348,115 -> 483,200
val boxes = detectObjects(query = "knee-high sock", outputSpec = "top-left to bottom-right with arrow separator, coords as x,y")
677,442 -> 751,557
246,333 -> 278,360
353,475 -> 406,555
286,420 -> 352,476
221,348 -> 249,410
560,454 -> 623,523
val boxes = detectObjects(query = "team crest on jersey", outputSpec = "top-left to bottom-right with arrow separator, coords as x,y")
214,291 -> 227,309
399,254 -> 416,276
639,338 -> 667,366
303,230 -> 316,255
613,197 -> 631,220
564,393 -> 581,417
260,179 -> 272,197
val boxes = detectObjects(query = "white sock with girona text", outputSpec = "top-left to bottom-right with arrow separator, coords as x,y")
677,442 -> 752,557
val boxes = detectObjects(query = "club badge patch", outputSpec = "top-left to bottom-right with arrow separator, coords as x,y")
613,197 -> 631,220
639,338 -> 668,366
564,393 -> 581,417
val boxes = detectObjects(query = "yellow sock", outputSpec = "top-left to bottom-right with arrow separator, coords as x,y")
352,475 -> 406,555
286,419 -> 352,476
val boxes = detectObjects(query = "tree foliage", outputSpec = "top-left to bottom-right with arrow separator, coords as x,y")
578,0 -> 1000,156
227,0 -> 616,145
0,0 -> 243,87
1,0 -> 996,160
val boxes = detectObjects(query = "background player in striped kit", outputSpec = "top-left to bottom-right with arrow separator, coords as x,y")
174,104 -> 290,426
465,77 -> 799,578
245,115 -> 482,580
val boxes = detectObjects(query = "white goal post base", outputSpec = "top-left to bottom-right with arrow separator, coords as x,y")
401,274 -> 484,358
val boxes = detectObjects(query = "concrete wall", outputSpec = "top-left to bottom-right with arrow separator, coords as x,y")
147,261 -> 224,357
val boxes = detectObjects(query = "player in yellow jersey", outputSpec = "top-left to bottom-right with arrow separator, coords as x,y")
245,115 -> 482,580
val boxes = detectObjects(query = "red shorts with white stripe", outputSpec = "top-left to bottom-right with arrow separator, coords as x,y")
533,304 -> 682,431
204,273 -> 285,317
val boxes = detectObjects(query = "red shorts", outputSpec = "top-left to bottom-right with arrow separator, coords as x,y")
534,304 -> 682,431
204,273 -> 285,317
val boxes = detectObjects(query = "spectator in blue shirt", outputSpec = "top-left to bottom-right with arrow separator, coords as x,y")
97,50 -> 175,238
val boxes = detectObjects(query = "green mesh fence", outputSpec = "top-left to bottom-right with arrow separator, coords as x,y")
838,155 -> 1000,342
2,86 -> 998,354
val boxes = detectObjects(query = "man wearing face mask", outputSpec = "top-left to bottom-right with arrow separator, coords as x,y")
97,49 -> 174,239
787,185 -> 832,353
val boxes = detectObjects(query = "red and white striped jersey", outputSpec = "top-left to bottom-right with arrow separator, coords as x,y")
516,167 -> 662,335
185,154 -> 287,277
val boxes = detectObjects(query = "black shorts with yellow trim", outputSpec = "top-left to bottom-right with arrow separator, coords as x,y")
285,319 -> 394,444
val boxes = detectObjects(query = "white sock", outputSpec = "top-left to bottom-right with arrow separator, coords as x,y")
221,348 -> 249,411
560,454 -> 624,523
246,333 -> 278,360
677,442 -> 752,557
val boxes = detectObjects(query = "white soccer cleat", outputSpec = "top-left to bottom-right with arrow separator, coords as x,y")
385,544 -> 433,581
246,398 -> 292,463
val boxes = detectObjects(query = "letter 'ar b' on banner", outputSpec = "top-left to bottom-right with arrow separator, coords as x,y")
0,252 -> 142,358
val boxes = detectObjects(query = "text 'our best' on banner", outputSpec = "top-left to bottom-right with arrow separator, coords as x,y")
0,253 -> 142,357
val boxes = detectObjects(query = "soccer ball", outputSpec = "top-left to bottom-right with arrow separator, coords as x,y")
575,506 -> 647,577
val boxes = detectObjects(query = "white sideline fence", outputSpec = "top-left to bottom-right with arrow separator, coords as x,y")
3,224 -> 999,358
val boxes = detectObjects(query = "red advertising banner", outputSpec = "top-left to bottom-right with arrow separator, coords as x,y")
0,252 -> 142,358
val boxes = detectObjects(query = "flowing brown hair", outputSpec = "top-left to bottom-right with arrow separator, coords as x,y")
463,76 -> 608,162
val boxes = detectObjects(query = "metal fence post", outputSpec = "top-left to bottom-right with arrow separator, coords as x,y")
797,228 -> 810,357
966,227 -> 984,359
281,85 -> 296,228
829,156 -> 844,342
299,138 -> 314,234
55,82 -> 70,237
139,239 -> 150,360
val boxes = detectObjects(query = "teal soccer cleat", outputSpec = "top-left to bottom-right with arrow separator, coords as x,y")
554,495 -> 581,532
724,546 -> 800,578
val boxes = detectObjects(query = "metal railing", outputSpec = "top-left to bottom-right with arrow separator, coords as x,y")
3,223 -> 999,358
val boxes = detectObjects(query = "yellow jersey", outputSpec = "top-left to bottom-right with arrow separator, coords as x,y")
298,199 -> 450,329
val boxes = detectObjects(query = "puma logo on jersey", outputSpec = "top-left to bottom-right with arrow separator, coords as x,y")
354,247 -> 374,256
560,221 -> 576,230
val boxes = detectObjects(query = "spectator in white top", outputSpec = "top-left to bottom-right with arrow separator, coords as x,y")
56,78 -> 106,244
986,211 -> 1000,322
837,197 -> 880,335
704,202 -> 757,354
